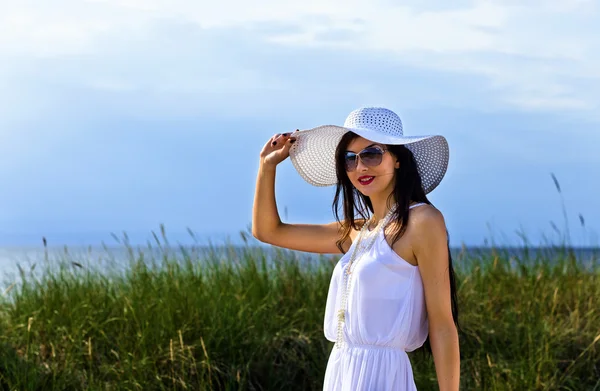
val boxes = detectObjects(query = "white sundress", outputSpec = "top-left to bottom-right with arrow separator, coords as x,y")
323,203 -> 429,391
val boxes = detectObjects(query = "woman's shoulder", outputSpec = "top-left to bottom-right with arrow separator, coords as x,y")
410,203 -> 444,220
333,218 -> 366,251
386,203 -> 441,225
348,218 -> 367,236
340,217 -> 368,228
407,204 -> 447,247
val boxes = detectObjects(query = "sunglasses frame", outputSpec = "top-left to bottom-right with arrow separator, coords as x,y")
344,145 -> 388,172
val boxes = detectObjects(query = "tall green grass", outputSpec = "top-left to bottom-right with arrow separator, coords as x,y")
0,241 -> 338,390
0,237 -> 598,390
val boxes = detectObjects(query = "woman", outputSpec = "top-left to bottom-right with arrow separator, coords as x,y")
252,107 -> 460,390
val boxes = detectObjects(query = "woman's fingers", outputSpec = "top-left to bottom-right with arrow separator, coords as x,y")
264,131 -> 297,154
260,131 -> 298,164
272,132 -> 293,147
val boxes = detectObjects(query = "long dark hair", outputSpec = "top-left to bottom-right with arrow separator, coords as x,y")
331,131 -> 459,355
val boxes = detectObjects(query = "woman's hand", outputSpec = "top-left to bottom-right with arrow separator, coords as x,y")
259,131 -> 298,168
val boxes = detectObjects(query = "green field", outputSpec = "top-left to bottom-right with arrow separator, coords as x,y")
0,230 -> 598,390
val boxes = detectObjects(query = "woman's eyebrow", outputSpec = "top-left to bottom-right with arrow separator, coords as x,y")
346,143 -> 378,153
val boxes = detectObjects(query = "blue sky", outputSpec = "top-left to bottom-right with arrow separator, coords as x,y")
0,0 -> 598,248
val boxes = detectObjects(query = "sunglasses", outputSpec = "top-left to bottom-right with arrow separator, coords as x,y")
344,145 -> 388,172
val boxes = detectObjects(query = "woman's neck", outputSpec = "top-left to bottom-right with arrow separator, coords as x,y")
369,193 -> 396,224
367,194 -> 417,227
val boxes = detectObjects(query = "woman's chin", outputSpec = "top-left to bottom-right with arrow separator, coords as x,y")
356,186 -> 380,197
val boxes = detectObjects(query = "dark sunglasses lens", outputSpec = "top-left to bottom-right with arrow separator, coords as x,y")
344,154 -> 358,171
360,148 -> 384,166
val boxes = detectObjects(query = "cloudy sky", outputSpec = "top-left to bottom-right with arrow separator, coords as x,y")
0,0 -> 598,248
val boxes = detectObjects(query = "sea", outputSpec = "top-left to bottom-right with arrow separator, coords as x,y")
1,244 -> 598,289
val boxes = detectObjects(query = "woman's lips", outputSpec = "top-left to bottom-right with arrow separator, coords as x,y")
358,176 -> 375,185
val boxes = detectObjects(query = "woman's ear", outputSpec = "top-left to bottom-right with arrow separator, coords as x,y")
395,160 -> 400,169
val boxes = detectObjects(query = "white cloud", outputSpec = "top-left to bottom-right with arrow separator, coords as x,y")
0,0 -> 599,116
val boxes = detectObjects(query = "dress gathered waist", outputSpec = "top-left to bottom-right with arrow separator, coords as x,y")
336,342 -> 409,353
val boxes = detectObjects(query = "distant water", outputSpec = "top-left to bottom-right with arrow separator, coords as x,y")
1,245 -> 599,287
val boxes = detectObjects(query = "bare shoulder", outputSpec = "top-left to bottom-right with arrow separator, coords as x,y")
346,218 -> 367,243
318,218 -> 366,253
410,204 -> 446,227
409,204 -> 448,248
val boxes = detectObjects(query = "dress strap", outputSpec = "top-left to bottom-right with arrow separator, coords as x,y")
409,202 -> 427,209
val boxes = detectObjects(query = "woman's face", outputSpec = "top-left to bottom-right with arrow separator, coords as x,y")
345,136 -> 399,197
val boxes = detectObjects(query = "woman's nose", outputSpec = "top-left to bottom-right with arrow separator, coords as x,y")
356,157 -> 368,171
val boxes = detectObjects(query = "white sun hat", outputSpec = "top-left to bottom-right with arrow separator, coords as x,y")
288,107 -> 449,194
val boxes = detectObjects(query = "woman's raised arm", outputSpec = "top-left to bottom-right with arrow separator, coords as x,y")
252,132 -> 347,254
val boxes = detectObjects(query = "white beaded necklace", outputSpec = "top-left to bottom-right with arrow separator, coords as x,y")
335,205 -> 398,349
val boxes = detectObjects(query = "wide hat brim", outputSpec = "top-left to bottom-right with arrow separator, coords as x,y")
289,125 -> 449,194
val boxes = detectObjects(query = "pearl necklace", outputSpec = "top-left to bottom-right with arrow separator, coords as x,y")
335,205 -> 398,349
